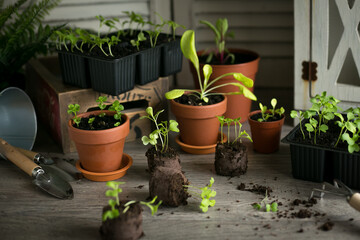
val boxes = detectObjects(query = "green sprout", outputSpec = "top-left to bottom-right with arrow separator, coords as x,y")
252,190 -> 278,213
257,98 -> 285,122
67,104 -> 81,127
130,32 -> 146,51
108,100 -> 124,127
184,177 -> 216,213
96,96 -> 107,117
141,107 -> 179,153
102,181 -> 162,221
334,109 -> 360,153
217,116 -> 252,144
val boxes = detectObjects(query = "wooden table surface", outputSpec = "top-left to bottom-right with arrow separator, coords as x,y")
0,123 -> 359,240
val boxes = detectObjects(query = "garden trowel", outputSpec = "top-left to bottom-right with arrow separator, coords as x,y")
0,138 -> 73,199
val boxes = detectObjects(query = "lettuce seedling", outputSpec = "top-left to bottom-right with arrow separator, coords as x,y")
102,181 -> 162,221
141,107 -> 179,153
67,104 -> 81,127
165,30 -> 256,103
257,98 -> 285,122
217,116 -> 252,144
184,177 -> 217,213
252,190 -> 278,213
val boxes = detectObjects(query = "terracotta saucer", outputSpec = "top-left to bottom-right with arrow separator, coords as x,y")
76,153 -> 133,181
175,132 -> 227,155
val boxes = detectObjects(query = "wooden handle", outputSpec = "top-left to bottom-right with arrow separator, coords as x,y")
349,193 -> 360,212
0,138 -> 39,176
14,147 -> 37,160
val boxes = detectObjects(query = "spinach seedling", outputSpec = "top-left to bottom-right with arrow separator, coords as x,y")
108,100 -> 124,127
217,116 -> 252,144
257,98 -> 285,122
102,181 -> 162,221
184,177 -> 216,213
67,104 -> 81,127
199,18 -> 235,64
130,32 -> 146,51
141,107 -> 179,153
96,96 -> 107,117
252,190 -> 278,213
165,30 -> 256,103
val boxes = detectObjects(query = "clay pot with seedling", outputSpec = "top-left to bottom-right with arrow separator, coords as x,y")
100,181 -> 162,240
248,98 -> 285,154
67,96 -> 130,180
165,30 -> 256,150
215,116 -> 252,176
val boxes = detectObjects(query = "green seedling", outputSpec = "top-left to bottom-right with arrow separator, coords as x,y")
165,30 -> 256,103
257,98 -> 285,122
123,11 -> 148,36
252,190 -> 278,213
199,18 -> 235,64
89,34 -> 109,56
217,116 -> 252,144
96,96 -> 107,117
67,104 -> 81,127
108,100 -> 124,126
130,32 -> 146,51
166,20 -> 185,40
334,108 -> 360,153
146,25 -> 162,48
290,110 -> 314,140
184,177 -> 216,213
102,181 -> 162,221
141,107 -> 179,153
96,15 -> 119,37
88,117 -> 95,129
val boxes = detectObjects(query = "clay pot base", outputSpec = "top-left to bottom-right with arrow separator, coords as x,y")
175,132 -> 227,154
76,153 -> 133,181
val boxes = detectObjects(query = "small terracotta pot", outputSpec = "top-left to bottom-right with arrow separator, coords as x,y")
190,49 -> 260,122
170,95 -> 227,146
68,110 -> 130,173
248,110 -> 285,154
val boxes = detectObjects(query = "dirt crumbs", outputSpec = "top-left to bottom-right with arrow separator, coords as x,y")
237,183 -> 273,196
292,209 -> 312,218
293,198 -> 317,207
318,221 -> 334,231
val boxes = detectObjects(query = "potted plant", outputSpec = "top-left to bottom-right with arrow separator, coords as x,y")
282,91 -> 360,188
67,96 -> 131,181
248,98 -> 285,153
0,0 -> 61,91
165,30 -> 257,150
100,181 -> 162,240
215,116 -> 252,176
189,18 -> 260,121
141,107 -> 181,173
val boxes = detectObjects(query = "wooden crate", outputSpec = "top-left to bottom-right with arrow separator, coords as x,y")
26,56 -> 169,153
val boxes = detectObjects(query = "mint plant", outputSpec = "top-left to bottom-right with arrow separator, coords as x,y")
141,107 -> 179,153
102,181 -> 162,221
257,98 -> 285,122
67,104 -> 81,127
165,30 -> 256,103
199,18 -> 235,64
217,116 -> 252,144
252,191 -> 278,213
184,177 -> 217,213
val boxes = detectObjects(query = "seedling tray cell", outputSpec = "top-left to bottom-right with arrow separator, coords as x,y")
160,37 -> 183,77
58,52 -> 90,88
136,46 -> 161,85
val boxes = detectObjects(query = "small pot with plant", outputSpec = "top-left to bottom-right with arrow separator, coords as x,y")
141,107 -> 181,173
215,116 -> 252,176
248,98 -> 285,154
100,181 -> 162,240
67,96 -> 131,181
165,30 -> 256,150
282,91 -> 360,188
189,18 -> 260,121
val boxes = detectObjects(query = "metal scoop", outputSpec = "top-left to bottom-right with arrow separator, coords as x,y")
309,179 -> 360,212
0,138 -> 73,199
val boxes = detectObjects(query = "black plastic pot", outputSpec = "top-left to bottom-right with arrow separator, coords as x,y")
159,37 -> 183,77
282,123 -> 360,189
135,46 -> 161,85
58,51 -> 91,88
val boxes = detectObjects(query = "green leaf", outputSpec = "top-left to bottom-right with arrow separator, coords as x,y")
106,189 -> 117,197
271,202 -> 278,212
265,204 -> 271,212
271,98 -> 277,109
233,73 -> 253,88
342,133 -> 355,145
319,124 -> 328,133
169,120 -> 179,132
203,64 -> 212,87
209,177 -> 215,187
226,83 -> 257,101
209,199 -> 216,207
106,181 -> 118,190
199,20 -> 220,42
252,203 -> 261,210
142,136 -> 151,145
345,122 -> 357,133
180,30 -> 199,72
305,123 -> 314,132
146,107 -> 153,116
290,110 -> 298,119
165,89 -> 185,99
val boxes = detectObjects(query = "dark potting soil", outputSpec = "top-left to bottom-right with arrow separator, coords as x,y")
149,166 -> 189,207
250,113 -> 284,122
145,146 -> 181,173
199,52 -> 258,65
215,142 -> 248,177
174,94 -> 224,106
73,114 -> 124,130
318,221 -> 335,231
292,209 -> 312,218
237,183 -> 273,197
100,201 -> 143,240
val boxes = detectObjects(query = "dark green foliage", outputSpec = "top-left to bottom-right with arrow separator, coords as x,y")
0,0 -> 61,88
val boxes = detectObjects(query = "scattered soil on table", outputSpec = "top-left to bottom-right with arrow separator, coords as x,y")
145,146 -> 181,173
237,183 -> 273,197
100,201 -> 143,240
318,221 -> 334,231
174,94 -> 224,106
292,209 -> 312,218
215,142 -> 248,177
293,198 -> 318,207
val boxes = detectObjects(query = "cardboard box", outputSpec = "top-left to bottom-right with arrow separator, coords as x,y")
26,57 -> 169,153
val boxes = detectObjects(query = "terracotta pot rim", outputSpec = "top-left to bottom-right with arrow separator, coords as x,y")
248,110 -> 285,123
197,48 -> 260,66
170,94 -> 227,110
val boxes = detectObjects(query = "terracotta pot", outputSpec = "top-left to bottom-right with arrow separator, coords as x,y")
170,95 -> 227,146
248,110 -> 285,154
68,110 -> 130,172
190,48 -> 260,122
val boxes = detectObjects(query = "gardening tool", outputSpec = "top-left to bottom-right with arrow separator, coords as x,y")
0,137 -> 74,199
309,179 -> 360,212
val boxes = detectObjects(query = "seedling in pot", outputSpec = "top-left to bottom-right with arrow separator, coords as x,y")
155,12 -> 185,41
130,32 -> 146,51
217,116 -> 252,144
334,108 -> 360,153
95,15 -> 119,37
141,107 -> 179,153
146,23 -> 163,48
165,30 -> 256,103
257,98 -> 285,122
108,100 -> 124,126
67,104 -> 81,127
96,96 -> 108,117
252,190 -> 278,213
290,110 -> 314,140
184,177 -> 217,213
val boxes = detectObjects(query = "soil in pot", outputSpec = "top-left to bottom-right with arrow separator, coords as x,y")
149,166 -> 189,207
214,142 -> 248,177
145,146 -> 181,173
175,94 -> 224,106
100,201 -> 143,240
199,52 -> 258,65
72,114 -> 123,130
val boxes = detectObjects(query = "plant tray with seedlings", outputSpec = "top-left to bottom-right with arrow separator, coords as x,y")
282,92 -> 360,189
